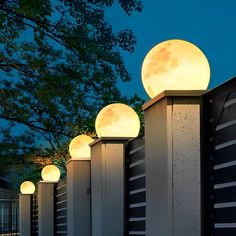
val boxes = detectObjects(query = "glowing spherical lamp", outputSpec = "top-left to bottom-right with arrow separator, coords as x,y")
20,181 -> 35,194
95,103 -> 140,138
69,135 -> 93,159
41,164 -> 60,182
141,39 -> 211,98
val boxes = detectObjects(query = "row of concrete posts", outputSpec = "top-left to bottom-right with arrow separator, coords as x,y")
19,91 -> 204,236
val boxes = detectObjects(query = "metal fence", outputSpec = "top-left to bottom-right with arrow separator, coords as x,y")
55,178 -> 67,236
0,188 -> 19,236
31,193 -> 38,236
31,178 -> 68,235
126,137 -> 146,236
15,76 -> 236,236
202,77 -> 236,235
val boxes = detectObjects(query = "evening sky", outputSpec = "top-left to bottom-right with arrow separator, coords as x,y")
106,0 -> 236,99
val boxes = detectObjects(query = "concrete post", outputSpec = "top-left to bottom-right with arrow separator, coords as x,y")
143,91 -> 205,236
38,181 -> 55,236
90,138 -> 128,236
19,194 -> 31,236
67,159 -> 91,236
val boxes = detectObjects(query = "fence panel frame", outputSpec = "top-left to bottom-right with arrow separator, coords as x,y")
0,187 -> 19,235
201,77 -> 236,236
55,177 -> 67,236
126,136 -> 146,236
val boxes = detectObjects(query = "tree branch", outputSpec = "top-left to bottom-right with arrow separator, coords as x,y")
0,63 -> 66,74
54,10 -> 66,28
0,115 -> 74,138
5,62 -> 41,80
4,8 -> 84,54
31,127 -> 57,151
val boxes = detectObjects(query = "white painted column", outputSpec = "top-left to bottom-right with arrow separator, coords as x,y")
143,91 -> 205,236
90,138 -> 128,236
67,159 -> 91,236
38,181 -> 55,236
19,194 -> 31,236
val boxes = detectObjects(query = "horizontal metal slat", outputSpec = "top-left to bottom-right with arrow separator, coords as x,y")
215,202 -> 236,208
56,225 -> 67,232
128,231 -> 146,235
56,207 -> 67,213
129,188 -> 146,195
214,160 -> 236,170
129,150 -> 145,165
56,199 -> 67,205
216,119 -> 236,131
215,181 -> 236,190
129,145 -> 145,155
56,193 -> 67,203
129,217 -> 146,222
56,200 -> 67,210
215,223 -> 236,228
56,187 -> 67,196
215,139 -> 236,151
56,191 -> 67,198
56,223 -> 67,227
56,216 -> 67,224
130,163 -> 145,177
129,202 -> 146,208
56,215 -> 67,220
129,176 -> 145,191
214,227 -> 236,236
129,174 -> 145,182
129,159 -> 145,168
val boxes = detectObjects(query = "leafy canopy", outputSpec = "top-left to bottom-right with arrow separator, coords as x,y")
0,0 -> 144,183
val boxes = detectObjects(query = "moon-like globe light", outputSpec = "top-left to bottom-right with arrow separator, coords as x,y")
41,165 -> 60,182
20,181 -> 35,194
69,135 -> 93,159
95,103 -> 140,138
141,39 -> 211,98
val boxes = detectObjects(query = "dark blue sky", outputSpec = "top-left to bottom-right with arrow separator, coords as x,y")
106,0 -> 236,100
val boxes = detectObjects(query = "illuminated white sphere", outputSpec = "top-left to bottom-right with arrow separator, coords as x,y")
141,39 -> 211,98
95,103 -> 140,138
41,165 -> 60,182
69,135 -> 93,159
20,181 -> 35,194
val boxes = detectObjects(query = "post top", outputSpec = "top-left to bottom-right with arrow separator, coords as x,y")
19,193 -> 33,196
66,158 -> 90,164
89,137 -> 132,147
142,90 -> 207,111
38,180 -> 58,184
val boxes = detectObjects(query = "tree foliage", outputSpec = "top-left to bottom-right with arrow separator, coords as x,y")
0,0 -> 144,181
